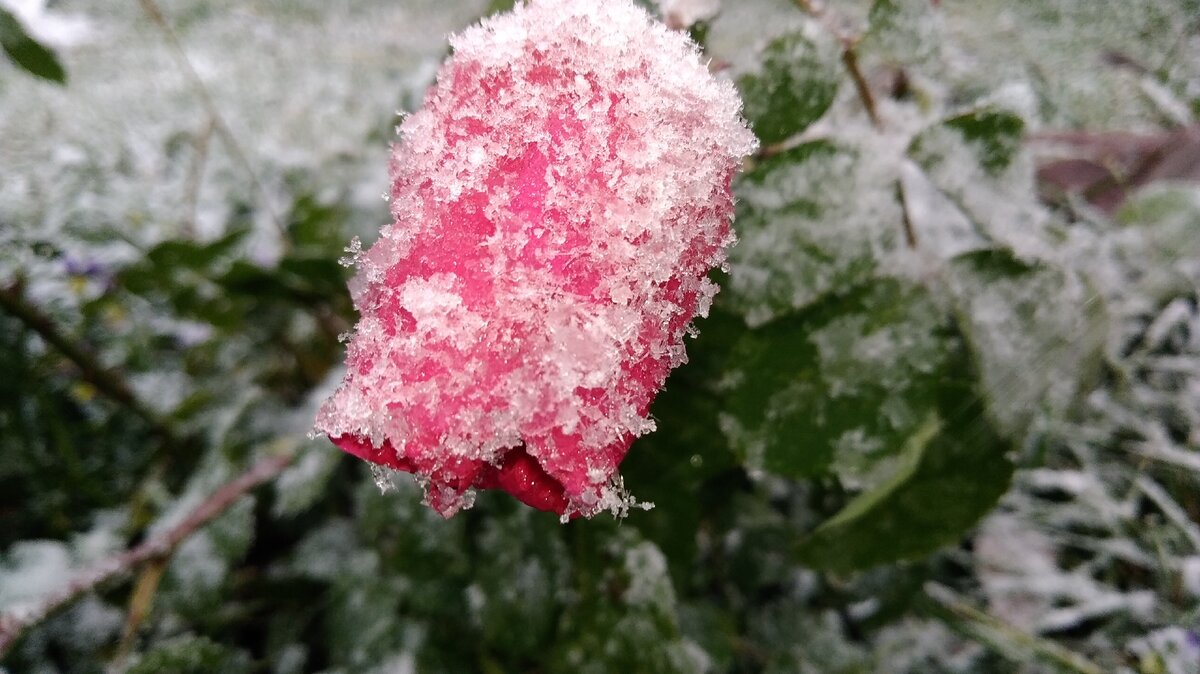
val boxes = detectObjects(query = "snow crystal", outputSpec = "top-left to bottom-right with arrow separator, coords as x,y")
315,0 -> 756,518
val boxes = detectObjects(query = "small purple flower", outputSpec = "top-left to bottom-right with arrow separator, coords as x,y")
63,256 -> 105,279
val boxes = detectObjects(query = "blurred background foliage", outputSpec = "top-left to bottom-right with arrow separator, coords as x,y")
1,0 -> 1199,672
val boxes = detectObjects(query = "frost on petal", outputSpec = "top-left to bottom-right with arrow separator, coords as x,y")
314,0 -> 756,518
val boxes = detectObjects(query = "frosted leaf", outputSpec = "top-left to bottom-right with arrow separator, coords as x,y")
0,541 -> 72,611
717,280 -> 955,483
623,541 -> 675,608
273,440 -> 343,518
654,0 -> 721,29
726,141 -> 882,326
908,108 -> 1056,263
315,0 -> 755,518
737,27 -> 841,146
859,0 -> 946,69
948,250 -> 1104,440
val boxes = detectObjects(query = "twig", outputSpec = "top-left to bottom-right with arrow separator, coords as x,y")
111,558 -> 168,668
839,43 -> 882,128
0,451 -> 294,658
182,116 -> 216,239
922,582 -> 1104,674
136,0 -> 286,242
791,0 -> 883,128
0,284 -> 176,442
895,179 -> 918,248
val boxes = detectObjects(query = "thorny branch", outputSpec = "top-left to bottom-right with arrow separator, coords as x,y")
0,451 -> 294,658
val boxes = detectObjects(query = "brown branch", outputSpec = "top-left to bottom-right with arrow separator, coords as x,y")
0,284 -> 175,441
0,451 -> 294,658
895,180 -> 919,248
791,0 -> 883,129
839,42 -> 882,128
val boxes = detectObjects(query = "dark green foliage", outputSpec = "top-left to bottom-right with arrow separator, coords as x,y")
0,6 -> 65,84
738,31 -> 840,145
718,280 -> 958,481
941,110 -> 1026,175
126,635 -> 252,674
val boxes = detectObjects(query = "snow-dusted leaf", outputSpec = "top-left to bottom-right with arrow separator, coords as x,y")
551,536 -> 709,674
469,507 -> 570,659
0,541 -> 72,612
738,29 -> 840,145
151,449 -> 258,618
0,512 -> 124,611
718,279 -> 954,484
908,107 -> 1054,261
272,439 -> 342,518
794,388 -> 1012,571
940,109 -> 1025,176
861,0 -> 944,68
126,634 -> 252,674
727,141 -> 879,326
948,250 -> 1104,440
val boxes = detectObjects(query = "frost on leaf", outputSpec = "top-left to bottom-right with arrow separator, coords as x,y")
314,0 -> 756,519
654,0 -> 721,30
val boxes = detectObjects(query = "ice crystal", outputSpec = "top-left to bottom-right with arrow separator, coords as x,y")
315,0 -> 756,518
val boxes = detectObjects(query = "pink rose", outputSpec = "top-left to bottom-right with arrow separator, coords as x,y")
316,0 -> 755,518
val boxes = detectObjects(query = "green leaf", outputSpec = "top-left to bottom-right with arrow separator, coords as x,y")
471,507 -> 570,659
145,229 -> 248,270
126,634 -> 252,674
911,107 -> 1025,177
943,109 -> 1025,175
719,279 -> 955,483
727,141 -> 880,325
738,30 -> 840,145
277,254 -> 349,299
907,107 -> 1048,260
794,375 -> 1013,571
483,0 -> 518,17
286,193 -> 349,256
861,0 -> 944,68
624,308 -> 741,576
0,6 -> 66,84
947,250 -> 1103,440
